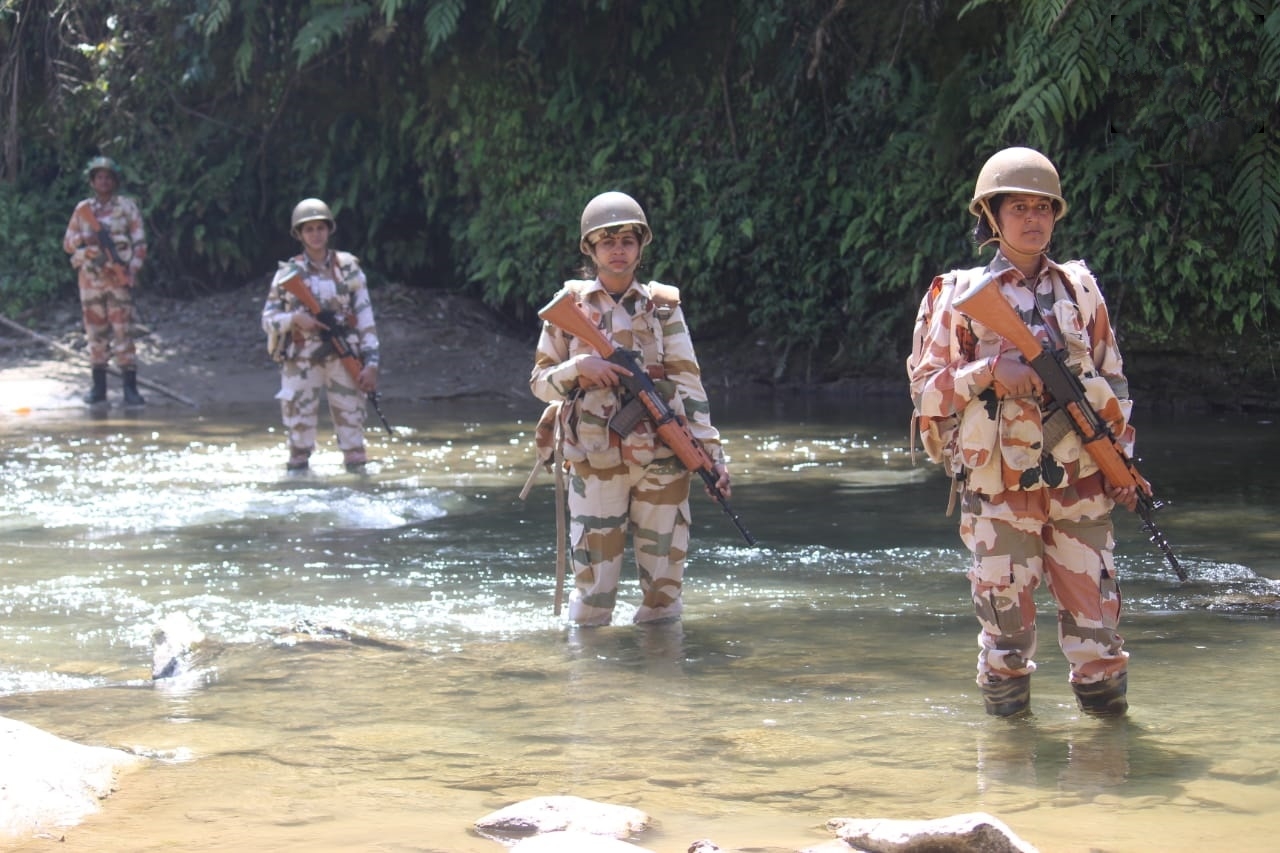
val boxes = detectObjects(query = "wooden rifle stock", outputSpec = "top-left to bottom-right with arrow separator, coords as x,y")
75,201 -> 130,287
953,275 -> 1186,581
279,272 -> 394,436
538,290 -> 757,546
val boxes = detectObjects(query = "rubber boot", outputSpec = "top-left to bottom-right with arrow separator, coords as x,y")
83,367 -> 108,405
981,674 -> 1031,717
122,369 -> 146,407
287,446 -> 312,471
343,447 -> 368,471
1072,672 -> 1128,718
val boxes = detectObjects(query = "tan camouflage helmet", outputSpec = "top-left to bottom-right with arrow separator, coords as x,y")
84,156 -> 122,183
290,198 -> 336,238
579,191 -> 652,254
969,147 -> 1068,223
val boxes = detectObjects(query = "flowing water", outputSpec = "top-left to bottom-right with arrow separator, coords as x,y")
1,395 -> 1277,852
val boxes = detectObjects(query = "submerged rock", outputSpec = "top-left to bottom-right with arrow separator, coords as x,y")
150,613 -> 407,684
827,812 -> 1038,853
475,795 -> 651,841
151,612 -> 211,680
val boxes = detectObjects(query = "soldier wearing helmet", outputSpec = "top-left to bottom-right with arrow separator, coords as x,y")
530,191 -> 732,627
62,155 -> 149,405
908,148 -> 1137,719
262,198 -> 381,472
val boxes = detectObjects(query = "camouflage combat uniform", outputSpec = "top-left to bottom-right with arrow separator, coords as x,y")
908,250 -> 1132,695
262,250 -> 379,457
62,194 -> 147,368
530,278 -> 723,626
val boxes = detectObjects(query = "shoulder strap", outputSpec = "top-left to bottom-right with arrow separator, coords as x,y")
646,281 -> 680,307
1053,260 -> 1101,325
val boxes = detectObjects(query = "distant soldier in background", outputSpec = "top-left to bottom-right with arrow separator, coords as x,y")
63,156 -> 148,406
262,198 -> 380,472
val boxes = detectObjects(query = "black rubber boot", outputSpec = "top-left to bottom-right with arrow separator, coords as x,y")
287,446 -> 312,471
84,367 -> 108,405
1073,672 -> 1128,718
981,674 -> 1032,717
122,369 -> 146,406
343,447 -> 368,472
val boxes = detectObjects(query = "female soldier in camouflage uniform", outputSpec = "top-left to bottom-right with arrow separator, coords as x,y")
262,198 -> 380,472
530,191 -> 731,626
63,156 -> 148,406
908,148 -> 1138,718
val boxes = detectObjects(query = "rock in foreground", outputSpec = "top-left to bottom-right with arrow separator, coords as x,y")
0,715 -> 143,841
827,812 -> 1039,853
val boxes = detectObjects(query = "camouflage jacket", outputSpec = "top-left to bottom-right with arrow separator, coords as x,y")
63,195 -> 147,283
262,250 -> 379,367
907,251 -> 1134,496
530,278 -> 722,469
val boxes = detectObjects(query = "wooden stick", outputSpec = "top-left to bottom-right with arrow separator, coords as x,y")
0,312 -> 198,407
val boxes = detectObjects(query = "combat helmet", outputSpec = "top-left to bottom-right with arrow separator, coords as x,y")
579,191 -> 652,254
290,198 -> 336,238
969,147 -> 1068,222
84,156 -> 121,182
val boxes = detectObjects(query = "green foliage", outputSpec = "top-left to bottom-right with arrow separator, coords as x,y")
294,4 -> 373,66
1,0 -> 1276,382
0,180 -> 78,313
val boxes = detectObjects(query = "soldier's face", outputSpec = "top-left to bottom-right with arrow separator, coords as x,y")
90,170 -> 117,197
589,231 -> 641,280
299,220 -> 331,252
996,194 -> 1056,257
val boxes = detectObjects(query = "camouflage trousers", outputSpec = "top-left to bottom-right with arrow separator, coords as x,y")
566,455 -> 691,626
79,277 -> 137,368
959,472 -> 1127,687
275,357 -> 367,453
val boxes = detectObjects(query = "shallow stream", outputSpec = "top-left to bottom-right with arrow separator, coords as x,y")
1,396 -> 1277,852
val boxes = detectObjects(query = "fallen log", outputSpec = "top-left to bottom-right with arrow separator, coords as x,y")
0,313 -> 197,408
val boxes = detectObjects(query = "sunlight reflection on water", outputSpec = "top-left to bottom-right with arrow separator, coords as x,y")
1,400 -> 1278,852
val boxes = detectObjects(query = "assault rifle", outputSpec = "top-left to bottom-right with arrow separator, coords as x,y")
75,201 -> 130,287
538,290 -> 757,546
953,275 -> 1186,581
279,272 -> 394,436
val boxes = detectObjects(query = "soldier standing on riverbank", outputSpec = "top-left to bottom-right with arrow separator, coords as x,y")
62,156 -> 148,406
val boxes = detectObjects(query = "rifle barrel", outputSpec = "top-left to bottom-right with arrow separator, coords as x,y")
1137,498 -> 1186,581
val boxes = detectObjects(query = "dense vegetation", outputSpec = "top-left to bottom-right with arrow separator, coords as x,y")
2,0 -> 1277,385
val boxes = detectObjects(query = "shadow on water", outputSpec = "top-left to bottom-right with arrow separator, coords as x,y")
0,396 -> 1278,851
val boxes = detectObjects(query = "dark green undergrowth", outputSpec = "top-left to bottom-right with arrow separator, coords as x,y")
1,0 -> 1276,388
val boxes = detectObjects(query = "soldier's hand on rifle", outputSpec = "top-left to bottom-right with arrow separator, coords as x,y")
293,311 -> 323,333
577,356 -> 632,389
705,462 -> 732,500
992,351 -> 1043,399
1105,481 -> 1139,513
356,364 -> 378,394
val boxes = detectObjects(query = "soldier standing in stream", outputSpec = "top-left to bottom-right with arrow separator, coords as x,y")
262,198 -> 380,472
63,156 -> 148,406
908,148 -> 1137,719
530,191 -> 732,627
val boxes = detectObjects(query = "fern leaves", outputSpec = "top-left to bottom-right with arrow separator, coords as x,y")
1231,129 -> 1280,261
294,5 -> 373,66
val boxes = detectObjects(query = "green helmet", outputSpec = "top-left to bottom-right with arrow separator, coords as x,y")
579,191 -> 652,254
84,156 -> 121,183
290,198 -> 336,238
969,147 -> 1068,221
